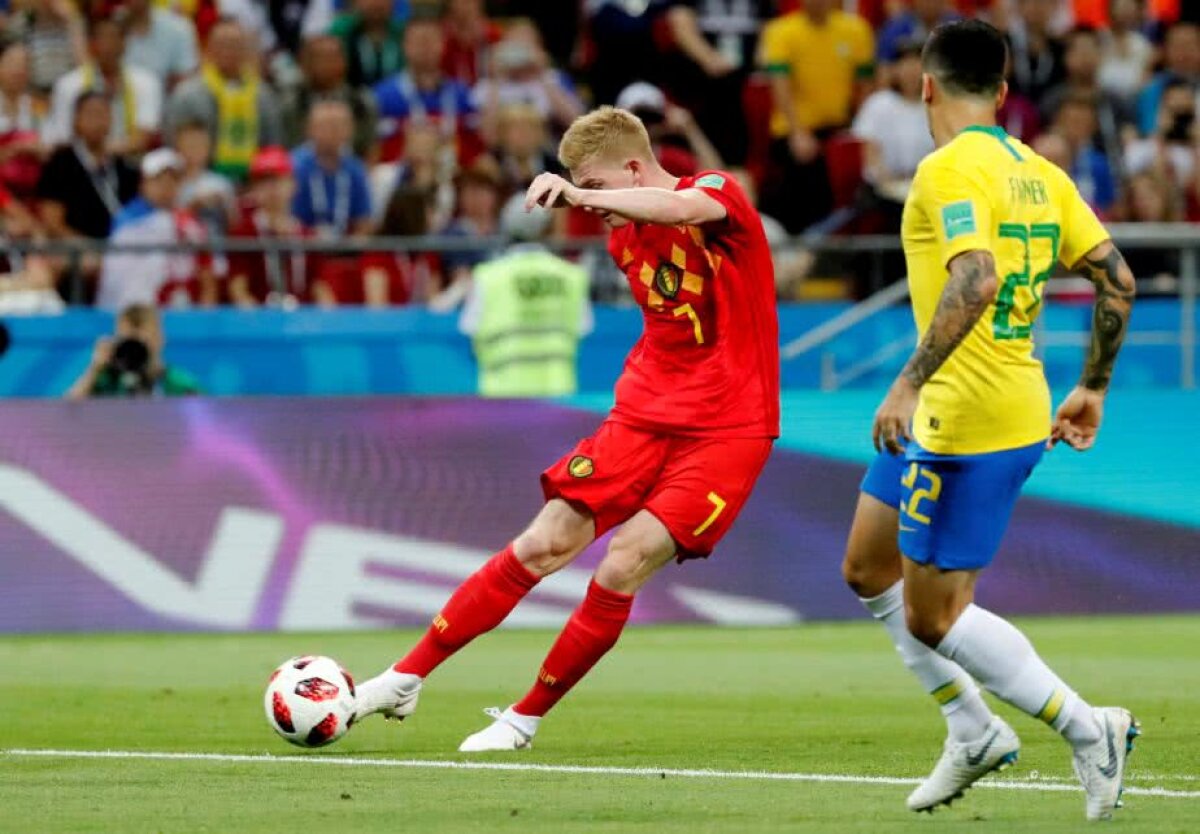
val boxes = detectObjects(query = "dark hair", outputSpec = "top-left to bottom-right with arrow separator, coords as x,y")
1066,25 -> 1100,45
922,20 -> 1008,98
175,118 -> 210,134
73,90 -> 110,117
1162,74 -> 1197,96
0,38 -> 25,61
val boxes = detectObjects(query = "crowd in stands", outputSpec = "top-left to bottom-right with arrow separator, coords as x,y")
0,0 -> 1194,309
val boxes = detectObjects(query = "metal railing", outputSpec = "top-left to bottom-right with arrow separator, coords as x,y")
779,223 -> 1200,390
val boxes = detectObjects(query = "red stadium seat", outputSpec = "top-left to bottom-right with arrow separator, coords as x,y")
824,134 -> 865,210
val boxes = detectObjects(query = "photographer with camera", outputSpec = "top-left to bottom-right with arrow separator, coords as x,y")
65,303 -> 202,400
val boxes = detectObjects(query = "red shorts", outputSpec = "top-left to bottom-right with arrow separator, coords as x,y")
541,421 -> 773,559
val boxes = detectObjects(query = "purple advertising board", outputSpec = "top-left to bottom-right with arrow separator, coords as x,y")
0,398 -> 1196,633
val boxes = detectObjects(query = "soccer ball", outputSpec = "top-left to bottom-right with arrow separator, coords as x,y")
264,655 -> 357,748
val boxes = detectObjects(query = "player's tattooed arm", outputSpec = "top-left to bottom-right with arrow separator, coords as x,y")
873,250 -> 997,453
900,250 -> 999,389
1075,240 -> 1136,392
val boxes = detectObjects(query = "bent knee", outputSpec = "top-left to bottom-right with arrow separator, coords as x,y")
514,527 -> 585,578
905,604 -> 953,649
841,550 -> 901,598
594,540 -> 663,594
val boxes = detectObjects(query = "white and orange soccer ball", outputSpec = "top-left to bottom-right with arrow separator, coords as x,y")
264,655 -> 357,748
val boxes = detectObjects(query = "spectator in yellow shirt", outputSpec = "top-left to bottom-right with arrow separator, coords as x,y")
758,0 -> 874,232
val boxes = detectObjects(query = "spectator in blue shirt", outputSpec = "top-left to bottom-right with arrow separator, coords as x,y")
372,15 -> 481,165
291,99 -> 372,237
1135,21 -> 1200,135
876,0 -> 958,64
1055,93 -> 1116,214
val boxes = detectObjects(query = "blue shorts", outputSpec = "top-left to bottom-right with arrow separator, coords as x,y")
860,439 -> 1045,570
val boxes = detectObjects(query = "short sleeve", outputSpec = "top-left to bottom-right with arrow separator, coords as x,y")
916,158 -> 994,268
850,93 -> 885,143
1055,168 -> 1110,268
688,170 -> 753,232
758,18 -> 792,74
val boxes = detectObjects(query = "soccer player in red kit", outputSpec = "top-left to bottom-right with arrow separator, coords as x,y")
353,106 -> 779,751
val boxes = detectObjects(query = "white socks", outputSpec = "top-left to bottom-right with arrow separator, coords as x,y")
503,706 -> 540,738
861,582 -> 993,742
937,603 -> 1102,748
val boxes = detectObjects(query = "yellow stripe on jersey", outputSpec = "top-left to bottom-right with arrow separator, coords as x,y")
901,126 -> 1110,455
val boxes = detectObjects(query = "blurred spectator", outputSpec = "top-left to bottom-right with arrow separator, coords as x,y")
759,0 -> 874,232
165,17 -> 284,181
473,19 -> 583,145
1125,76 -> 1197,189
876,0 -> 959,64
45,16 -> 163,157
1032,130 -> 1073,170
459,196 -> 591,398
1098,0 -> 1155,104
1120,171 -> 1183,278
1053,93 -> 1118,212
361,185 -> 442,305
997,49 -> 1044,143
332,0 -> 406,88
615,81 -> 723,176
281,34 -> 379,159
122,0 -> 200,86
492,104 -> 560,192
442,0 -> 502,86
373,15 -> 481,164
0,42 -> 48,201
175,119 -> 237,238
6,0 -> 88,95
851,39 -> 934,209
1041,27 -> 1131,174
36,93 -> 140,245
291,99 -> 373,237
96,148 -> 217,310
217,0 -> 279,53
66,303 -> 202,399
1007,0 -> 1067,109
227,146 -> 324,307
1135,21 -> 1200,135
370,121 -> 455,228
435,160 -> 502,310
658,0 -> 773,165
584,0 -> 683,105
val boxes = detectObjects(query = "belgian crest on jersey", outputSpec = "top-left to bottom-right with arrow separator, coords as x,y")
653,262 -> 682,299
568,455 -> 594,478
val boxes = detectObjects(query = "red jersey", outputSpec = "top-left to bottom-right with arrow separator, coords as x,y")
607,171 -> 779,439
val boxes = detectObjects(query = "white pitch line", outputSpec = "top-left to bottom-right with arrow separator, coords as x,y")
3,749 -> 1198,800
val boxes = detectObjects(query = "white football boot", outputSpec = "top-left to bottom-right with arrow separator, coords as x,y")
352,669 -> 423,723
458,706 -> 537,752
1072,707 -> 1141,821
907,716 -> 1021,812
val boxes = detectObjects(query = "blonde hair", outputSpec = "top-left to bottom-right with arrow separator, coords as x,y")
558,106 -> 653,172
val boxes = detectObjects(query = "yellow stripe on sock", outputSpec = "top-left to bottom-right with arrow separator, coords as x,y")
931,679 -> 964,706
1038,689 -> 1067,724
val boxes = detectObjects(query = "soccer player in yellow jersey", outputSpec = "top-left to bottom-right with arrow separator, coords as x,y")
839,21 -> 1139,821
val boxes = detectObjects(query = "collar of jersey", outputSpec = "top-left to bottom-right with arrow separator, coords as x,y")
961,125 -> 1008,139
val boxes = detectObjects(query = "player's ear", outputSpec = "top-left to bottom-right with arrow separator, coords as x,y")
627,159 -> 642,187
995,80 -> 1009,112
921,73 -> 934,105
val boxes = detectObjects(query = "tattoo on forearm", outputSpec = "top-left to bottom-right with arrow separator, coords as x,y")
901,251 -> 997,389
1077,245 -> 1136,391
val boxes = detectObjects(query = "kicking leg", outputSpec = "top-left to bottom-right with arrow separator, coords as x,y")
906,559 -> 1139,820
355,499 -> 595,721
843,491 -> 994,743
458,510 -> 675,751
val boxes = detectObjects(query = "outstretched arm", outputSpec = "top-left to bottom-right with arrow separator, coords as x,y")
1049,240 -> 1137,451
873,250 -> 999,453
525,173 -> 727,226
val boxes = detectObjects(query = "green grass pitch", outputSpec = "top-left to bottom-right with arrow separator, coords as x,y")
3,616 -> 1198,833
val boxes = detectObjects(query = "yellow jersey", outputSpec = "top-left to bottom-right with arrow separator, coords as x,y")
759,11 -> 874,136
902,125 -> 1110,455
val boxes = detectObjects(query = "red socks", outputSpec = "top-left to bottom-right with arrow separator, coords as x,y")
514,580 -> 634,717
394,545 -> 539,677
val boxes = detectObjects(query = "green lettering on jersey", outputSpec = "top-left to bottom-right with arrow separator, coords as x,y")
941,201 -> 977,240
